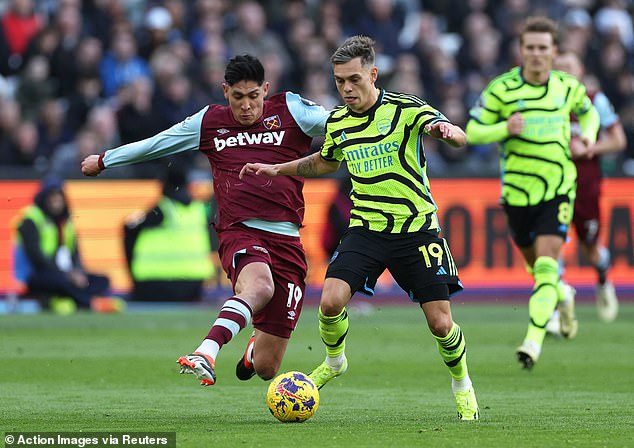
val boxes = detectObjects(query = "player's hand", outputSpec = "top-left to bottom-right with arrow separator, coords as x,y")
239,163 -> 279,179
581,135 -> 596,159
507,112 -> 524,136
569,136 -> 587,159
425,121 -> 454,140
570,136 -> 594,160
425,122 -> 466,147
81,155 -> 103,177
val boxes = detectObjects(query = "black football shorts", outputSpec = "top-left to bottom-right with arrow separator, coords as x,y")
325,227 -> 463,303
503,195 -> 573,248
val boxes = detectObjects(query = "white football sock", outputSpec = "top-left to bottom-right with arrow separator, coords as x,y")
326,354 -> 346,371
452,375 -> 473,393
196,339 -> 220,360
596,246 -> 610,271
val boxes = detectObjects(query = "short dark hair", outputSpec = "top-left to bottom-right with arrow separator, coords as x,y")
330,35 -> 375,68
520,16 -> 559,46
224,54 -> 265,86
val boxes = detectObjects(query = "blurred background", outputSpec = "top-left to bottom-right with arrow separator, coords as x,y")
1,0 -> 633,305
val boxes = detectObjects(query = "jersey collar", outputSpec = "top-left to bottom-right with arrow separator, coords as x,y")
346,88 -> 384,117
518,66 -> 551,86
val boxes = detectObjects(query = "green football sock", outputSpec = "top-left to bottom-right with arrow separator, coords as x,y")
434,323 -> 468,380
525,256 -> 560,347
319,307 -> 348,358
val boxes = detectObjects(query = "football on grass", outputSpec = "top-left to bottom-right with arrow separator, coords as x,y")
266,371 -> 319,422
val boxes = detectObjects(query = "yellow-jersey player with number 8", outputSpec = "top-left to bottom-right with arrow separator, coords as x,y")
466,17 -> 600,369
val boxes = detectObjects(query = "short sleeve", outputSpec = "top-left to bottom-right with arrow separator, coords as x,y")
593,92 -> 619,129
320,128 -> 344,162
286,92 -> 329,137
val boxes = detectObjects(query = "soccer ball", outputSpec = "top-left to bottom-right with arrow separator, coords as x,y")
266,371 -> 319,422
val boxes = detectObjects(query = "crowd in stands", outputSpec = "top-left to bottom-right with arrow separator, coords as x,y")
0,0 -> 633,179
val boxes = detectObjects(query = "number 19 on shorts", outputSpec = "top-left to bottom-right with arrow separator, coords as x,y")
419,242 -> 444,267
287,283 -> 303,309
418,240 -> 458,276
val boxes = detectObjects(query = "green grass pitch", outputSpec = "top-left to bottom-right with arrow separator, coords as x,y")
1,302 -> 633,447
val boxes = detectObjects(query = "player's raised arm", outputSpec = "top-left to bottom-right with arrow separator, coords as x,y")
240,152 -> 340,179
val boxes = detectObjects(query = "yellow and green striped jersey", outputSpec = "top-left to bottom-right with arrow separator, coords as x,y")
320,89 -> 448,234
467,67 -> 597,207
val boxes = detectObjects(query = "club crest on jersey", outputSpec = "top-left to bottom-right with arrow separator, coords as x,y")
376,118 -> 392,135
263,115 -> 281,130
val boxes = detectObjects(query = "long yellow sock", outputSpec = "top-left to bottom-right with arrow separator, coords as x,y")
318,307 -> 348,358
525,256 -> 560,347
434,323 -> 468,380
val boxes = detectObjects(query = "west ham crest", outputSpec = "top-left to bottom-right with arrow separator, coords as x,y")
263,115 -> 281,130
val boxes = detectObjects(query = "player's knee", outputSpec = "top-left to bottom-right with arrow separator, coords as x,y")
427,316 -> 453,338
243,278 -> 274,302
256,362 -> 279,381
319,282 -> 348,316
319,298 -> 345,316
258,282 -> 275,301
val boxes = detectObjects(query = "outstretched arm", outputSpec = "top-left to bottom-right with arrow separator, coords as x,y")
80,106 -> 208,177
425,121 -> 467,147
240,152 -> 341,179
81,155 -> 104,176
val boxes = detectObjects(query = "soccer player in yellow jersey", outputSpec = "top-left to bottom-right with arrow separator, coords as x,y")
242,35 -> 479,421
466,17 -> 600,369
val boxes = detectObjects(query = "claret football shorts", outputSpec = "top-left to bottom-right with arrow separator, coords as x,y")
217,224 -> 307,338
573,165 -> 602,245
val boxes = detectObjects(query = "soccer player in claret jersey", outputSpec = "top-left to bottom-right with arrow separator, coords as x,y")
554,51 -> 626,323
81,54 -> 329,386
241,35 -> 479,421
465,17 -> 600,369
